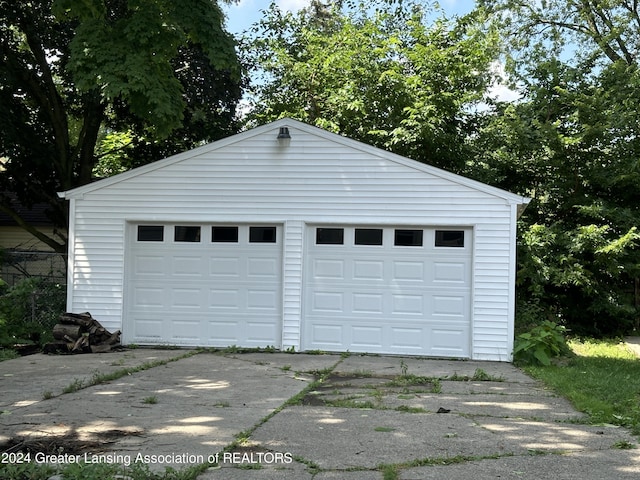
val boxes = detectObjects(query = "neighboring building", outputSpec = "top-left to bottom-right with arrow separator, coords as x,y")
59,119 -> 530,361
0,194 -> 66,285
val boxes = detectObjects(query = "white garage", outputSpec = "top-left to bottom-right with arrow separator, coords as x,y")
59,118 -> 530,361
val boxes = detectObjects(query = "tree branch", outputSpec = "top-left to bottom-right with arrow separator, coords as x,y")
0,203 -> 66,253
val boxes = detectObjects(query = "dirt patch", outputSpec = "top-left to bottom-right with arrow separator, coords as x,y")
301,373 -> 437,406
1,429 -> 143,456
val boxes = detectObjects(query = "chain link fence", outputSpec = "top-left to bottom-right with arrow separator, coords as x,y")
0,251 -> 67,335
1,250 -> 67,287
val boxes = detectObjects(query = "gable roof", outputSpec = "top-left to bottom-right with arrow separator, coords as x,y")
58,118 -> 530,207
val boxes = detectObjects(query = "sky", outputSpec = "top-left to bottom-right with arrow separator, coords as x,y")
222,0 -> 476,35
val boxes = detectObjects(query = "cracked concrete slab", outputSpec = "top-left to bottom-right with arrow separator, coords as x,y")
251,406 -> 522,470
1,352 -> 311,469
0,350 -> 638,479
398,450 -> 640,479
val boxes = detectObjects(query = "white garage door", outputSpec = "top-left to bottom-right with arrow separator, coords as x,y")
126,224 -> 282,347
303,226 -> 472,357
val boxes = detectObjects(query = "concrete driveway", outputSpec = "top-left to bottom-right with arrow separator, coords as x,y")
1,349 -> 639,479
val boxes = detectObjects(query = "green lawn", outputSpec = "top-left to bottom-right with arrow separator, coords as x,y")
524,339 -> 640,435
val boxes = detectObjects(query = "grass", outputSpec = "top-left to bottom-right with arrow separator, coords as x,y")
524,338 -> 640,435
0,460 -> 207,480
0,348 -> 19,362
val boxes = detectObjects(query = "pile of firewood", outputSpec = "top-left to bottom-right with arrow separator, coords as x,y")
44,312 -> 121,354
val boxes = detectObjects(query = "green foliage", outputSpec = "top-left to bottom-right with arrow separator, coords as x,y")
472,37 -> 640,335
0,459 -> 207,480
513,321 -> 571,366
0,278 -> 66,348
242,0 -> 500,172
1,0 -> 241,250
526,339 -> 640,435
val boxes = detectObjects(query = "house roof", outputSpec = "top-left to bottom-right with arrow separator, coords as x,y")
0,193 -> 53,227
58,118 -> 531,207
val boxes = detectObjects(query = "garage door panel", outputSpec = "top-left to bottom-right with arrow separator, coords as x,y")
311,291 -> 344,312
172,256 -> 205,276
352,293 -> 384,314
247,257 -> 280,278
247,289 -> 279,310
173,287 -> 204,308
309,323 -> 344,346
304,225 -> 471,357
430,327 -> 469,355
132,286 -> 166,308
390,327 -> 424,349
246,321 -> 280,343
392,261 -> 424,281
392,294 -> 424,315
210,257 -> 240,277
432,295 -> 467,317
170,320 -> 200,340
313,259 -> 345,279
353,260 -> 385,280
433,261 -> 468,283
127,223 -> 282,347
351,325 -> 383,348
207,320 -> 240,344
134,318 -> 164,339
134,255 -> 166,276
209,288 -> 240,309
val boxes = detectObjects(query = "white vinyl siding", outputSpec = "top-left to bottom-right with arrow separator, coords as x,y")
61,119 -> 528,361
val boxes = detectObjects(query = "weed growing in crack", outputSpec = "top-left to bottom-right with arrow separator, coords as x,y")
612,440 -> 635,450
395,405 -> 426,413
374,426 -> 395,432
447,369 -> 504,382
62,378 -> 84,394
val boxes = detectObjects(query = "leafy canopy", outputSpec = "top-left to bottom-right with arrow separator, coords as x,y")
242,0 -> 501,172
0,0 -> 241,251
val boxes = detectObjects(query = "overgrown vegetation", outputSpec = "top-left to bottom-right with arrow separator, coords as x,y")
0,459 -> 207,480
525,339 -> 640,435
513,321 -> 572,366
0,278 -> 66,351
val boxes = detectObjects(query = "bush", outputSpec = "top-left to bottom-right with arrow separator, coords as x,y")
0,278 -> 66,348
513,320 -> 571,366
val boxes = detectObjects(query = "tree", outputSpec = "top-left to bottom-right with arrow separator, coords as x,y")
470,0 -> 640,334
241,0 -> 500,173
0,0 -> 241,252
478,0 -> 640,67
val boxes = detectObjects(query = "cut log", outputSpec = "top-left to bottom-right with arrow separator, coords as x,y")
52,324 -> 83,341
49,312 -> 121,354
105,330 -> 121,345
71,335 -> 90,352
59,312 -> 97,329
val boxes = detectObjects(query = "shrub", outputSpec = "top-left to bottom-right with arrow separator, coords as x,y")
0,278 -> 66,348
513,320 -> 571,366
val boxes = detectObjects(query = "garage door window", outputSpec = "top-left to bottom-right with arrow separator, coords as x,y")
212,226 -> 239,243
250,226 -> 277,243
175,226 -> 201,242
355,228 -> 383,246
316,228 -> 344,245
435,230 -> 465,247
394,229 -> 423,246
137,225 -> 164,242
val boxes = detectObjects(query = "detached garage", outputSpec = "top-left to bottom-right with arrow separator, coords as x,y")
59,118 -> 529,361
